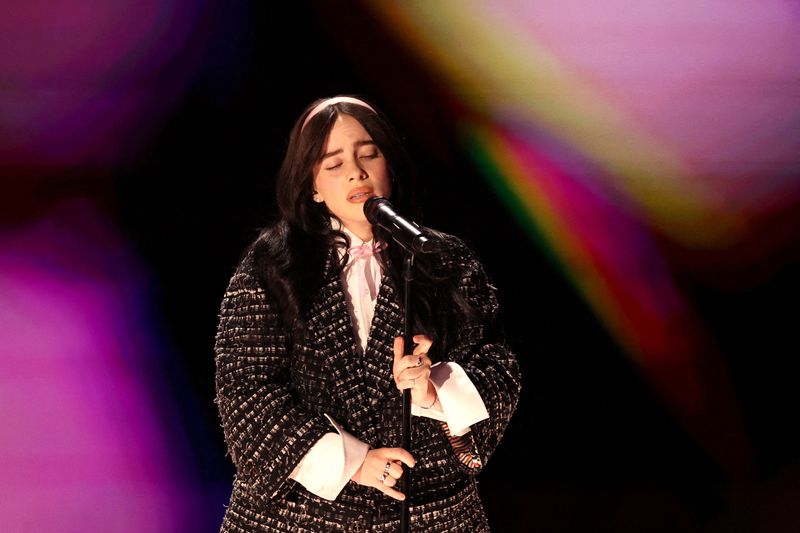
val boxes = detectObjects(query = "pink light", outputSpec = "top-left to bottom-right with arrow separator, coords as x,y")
0,199 -> 197,531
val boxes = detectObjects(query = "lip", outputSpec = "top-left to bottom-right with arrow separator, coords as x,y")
347,187 -> 374,203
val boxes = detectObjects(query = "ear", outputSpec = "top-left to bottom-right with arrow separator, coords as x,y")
312,192 -> 323,203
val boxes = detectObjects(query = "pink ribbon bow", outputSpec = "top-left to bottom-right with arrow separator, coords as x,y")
348,240 -> 387,259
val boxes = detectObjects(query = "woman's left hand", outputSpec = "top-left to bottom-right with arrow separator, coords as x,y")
393,335 -> 437,407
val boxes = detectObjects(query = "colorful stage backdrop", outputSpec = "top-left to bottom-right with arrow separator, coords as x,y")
2,1 -> 799,531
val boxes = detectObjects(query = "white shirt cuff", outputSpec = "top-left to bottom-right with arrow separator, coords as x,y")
289,414 -> 369,500
411,362 -> 489,436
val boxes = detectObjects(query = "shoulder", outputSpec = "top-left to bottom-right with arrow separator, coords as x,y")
425,228 -> 484,273
424,228 -> 501,317
213,223 -> 288,301
235,221 -> 292,276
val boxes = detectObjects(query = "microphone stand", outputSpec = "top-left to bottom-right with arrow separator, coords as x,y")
399,252 -> 415,533
364,197 -> 433,532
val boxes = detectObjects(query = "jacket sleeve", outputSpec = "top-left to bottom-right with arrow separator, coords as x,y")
214,262 -> 332,500
440,239 -> 522,474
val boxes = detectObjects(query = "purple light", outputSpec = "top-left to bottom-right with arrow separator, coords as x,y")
0,0 -> 206,168
0,199 -> 198,531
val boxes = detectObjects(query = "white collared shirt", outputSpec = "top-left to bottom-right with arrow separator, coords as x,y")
338,224 -> 382,354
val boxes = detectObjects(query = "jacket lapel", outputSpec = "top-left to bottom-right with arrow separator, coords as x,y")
304,252 -> 404,431
361,271 -> 403,404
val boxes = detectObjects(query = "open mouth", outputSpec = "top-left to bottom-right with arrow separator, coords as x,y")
348,189 -> 374,202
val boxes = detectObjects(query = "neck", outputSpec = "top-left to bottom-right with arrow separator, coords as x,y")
343,221 -> 374,242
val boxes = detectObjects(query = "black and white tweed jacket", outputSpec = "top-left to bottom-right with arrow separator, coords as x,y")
215,229 -> 521,532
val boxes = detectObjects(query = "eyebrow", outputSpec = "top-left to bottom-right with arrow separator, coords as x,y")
319,140 -> 377,160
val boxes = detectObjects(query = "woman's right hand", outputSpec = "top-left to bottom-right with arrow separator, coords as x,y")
351,447 -> 415,500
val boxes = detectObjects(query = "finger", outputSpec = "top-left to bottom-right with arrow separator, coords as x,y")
396,378 -> 416,391
403,354 -> 431,371
396,379 -> 408,391
412,334 -> 433,354
397,366 -> 431,382
382,475 -> 397,488
393,360 -> 422,387
387,462 -> 404,479
393,336 -> 404,370
377,483 -> 405,501
412,345 -> 431,357
396,375 -> 428,392
385,447 -> 416,468
412,334 -> 432,344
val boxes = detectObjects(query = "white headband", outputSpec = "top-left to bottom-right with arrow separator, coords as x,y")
301,96 -> 376,130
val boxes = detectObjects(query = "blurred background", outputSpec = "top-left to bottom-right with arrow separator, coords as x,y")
2,1 -> 799,531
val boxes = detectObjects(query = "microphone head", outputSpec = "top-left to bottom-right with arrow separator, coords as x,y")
363,196 -> 441,253
363,196 -> 391,224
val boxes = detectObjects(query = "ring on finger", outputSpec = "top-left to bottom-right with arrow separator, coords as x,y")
383,462 -> 392,475
378,473 -> 387,483
416,356 -> 423,367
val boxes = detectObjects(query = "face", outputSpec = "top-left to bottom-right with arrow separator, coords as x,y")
312,113 -> 391,240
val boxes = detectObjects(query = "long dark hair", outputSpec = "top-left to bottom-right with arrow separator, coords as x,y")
248,95 -> 475,355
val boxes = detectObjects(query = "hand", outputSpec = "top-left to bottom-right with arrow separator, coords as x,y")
351,447 -> 415,500
393,335 -> 437,407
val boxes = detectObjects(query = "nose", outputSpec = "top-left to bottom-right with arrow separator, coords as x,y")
347,160 -> 368,182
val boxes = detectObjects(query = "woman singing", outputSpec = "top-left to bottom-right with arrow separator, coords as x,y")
215,95 -> 520,531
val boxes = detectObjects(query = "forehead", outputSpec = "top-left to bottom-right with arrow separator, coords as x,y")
323,114 -> 371,147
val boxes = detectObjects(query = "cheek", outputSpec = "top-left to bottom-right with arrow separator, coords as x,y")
381,179 -> 392,199
312,174 -> 328,197
374,163 -> 391,193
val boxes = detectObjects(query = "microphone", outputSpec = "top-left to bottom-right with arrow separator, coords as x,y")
363,197 -> 439,254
